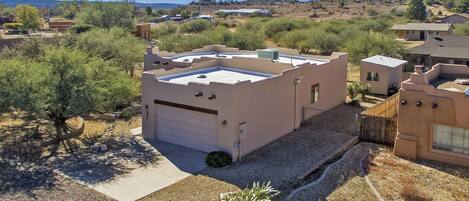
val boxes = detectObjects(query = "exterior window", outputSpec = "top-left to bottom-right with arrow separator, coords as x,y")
310,84 -> 319,104
436,31 -> 439,34
433,124 -> 469,155
429,31 -> 433,34
366,72 -> 380,81
406,30 -> 410,34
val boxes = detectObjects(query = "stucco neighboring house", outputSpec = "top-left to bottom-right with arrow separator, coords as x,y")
394,64 -> 469,167
437,13 -> 469,24
360,55 -> 408,96
48,18 -> 75,32
141,45 -> 348,160
391,23 -> 453,41
407,35 -> 469,68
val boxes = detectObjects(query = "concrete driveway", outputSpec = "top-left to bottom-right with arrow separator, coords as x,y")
90,140 -> 207,201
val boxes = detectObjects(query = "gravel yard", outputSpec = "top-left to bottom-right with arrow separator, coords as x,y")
287,143 -> 380,201
144,105 -> 364,200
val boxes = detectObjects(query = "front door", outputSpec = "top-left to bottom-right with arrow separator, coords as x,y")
420,31 -> 425,40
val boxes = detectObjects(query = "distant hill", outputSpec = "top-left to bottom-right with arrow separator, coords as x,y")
0,0 -> 184,9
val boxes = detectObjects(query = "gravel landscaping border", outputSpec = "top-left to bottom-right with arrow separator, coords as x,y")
286,143 -> 380,201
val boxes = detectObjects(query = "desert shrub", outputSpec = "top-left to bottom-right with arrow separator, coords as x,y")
69,24 -> 95,34
263,18 -> 310,38
205,151 -> 232,168
180,19 -> 210,33
400,179 -> 431,201
157,33 -> 217,52
224,31 -> 265,50
454,23 -> 469,36
152,22 -> 178,39
220,182 -> 280,201
347,81 -> 370,103
345,32 -> 406,64
3,22 -> 23,29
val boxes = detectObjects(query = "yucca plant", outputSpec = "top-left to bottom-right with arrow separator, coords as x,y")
220,182 -> 280,201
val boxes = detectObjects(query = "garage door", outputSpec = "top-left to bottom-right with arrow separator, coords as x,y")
155,103 -> 218,152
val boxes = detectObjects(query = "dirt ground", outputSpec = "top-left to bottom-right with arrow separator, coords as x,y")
368,148 -> 469,201
0,112 -> 146,201
188,1 -> 404,20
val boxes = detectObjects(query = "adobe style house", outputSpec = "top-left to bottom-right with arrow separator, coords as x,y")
141,45 -> 348,160
408,35 -> 469,68
136,23 -> 151,39
437,13 -> 469,24
391,23 -> 453,41
394,64 -> 469,167
360,55 -> 407,95
48,18 -> 75,32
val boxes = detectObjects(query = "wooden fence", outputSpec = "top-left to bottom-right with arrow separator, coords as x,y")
360,94 -> 399,146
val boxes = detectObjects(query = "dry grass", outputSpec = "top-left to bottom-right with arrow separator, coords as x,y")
348,64 -> 360,82
139,175 -> 240,201
327,176 -> 378,201
368,149 -> 469,201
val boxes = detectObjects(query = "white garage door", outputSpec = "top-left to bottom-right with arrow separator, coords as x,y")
155,103 -> 218,152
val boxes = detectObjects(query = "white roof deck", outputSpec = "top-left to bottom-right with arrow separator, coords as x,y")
158,67 -> 273,85
167,52 -> 328,66
361,55 -> 407,68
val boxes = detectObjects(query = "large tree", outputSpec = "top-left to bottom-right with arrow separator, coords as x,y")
76,2 -> 136,31
14,5 -> 41,30
0,48 -> 139,154
70,28 -> 145,77
407,0 -> 427,21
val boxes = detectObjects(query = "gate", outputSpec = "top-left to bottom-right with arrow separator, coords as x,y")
360,94 -> 399,146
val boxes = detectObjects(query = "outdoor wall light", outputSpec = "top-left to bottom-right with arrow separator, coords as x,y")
195,92 -> 203,97
400,100 -> 407,105
221,120 -> 227,126
432,103 -> 438,109
208,94 -> 217,100
416,101 -> 422,107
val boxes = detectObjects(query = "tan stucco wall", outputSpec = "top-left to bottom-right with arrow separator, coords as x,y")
394,64 -> 469,167
141,53 -> 348,160
360,61 -> 404,95
396,29 -> 452,41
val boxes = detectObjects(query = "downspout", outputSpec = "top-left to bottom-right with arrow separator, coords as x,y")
293,77 -> 302,131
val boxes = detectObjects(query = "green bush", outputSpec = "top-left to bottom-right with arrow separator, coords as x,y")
263,18 -> 309,38
220,182 -> 280,201
454,23 -> 469,36
180,19 -> 210,33
69,24 -> 95,34
152,22 -> 178,39
3,23 -> 23,30
205,151 -> 232,168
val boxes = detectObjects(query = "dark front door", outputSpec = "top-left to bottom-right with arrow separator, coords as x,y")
420,31 -> 425,40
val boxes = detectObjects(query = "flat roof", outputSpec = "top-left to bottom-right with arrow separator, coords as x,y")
167,52 -> 328,66
361,55 -> 407,68
158,67 -> 273,85
431,77 -> 469,92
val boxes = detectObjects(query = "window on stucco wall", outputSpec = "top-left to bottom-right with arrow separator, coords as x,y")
310,84 -> 319,104
366,72 -> 380,82
433,124 -> 469,155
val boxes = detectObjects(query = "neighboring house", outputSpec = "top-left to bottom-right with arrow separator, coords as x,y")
407,35 -> 469,68
391,23 -> 453,41
141,45 -> 348,160
48,18 -> 75,32
193,15 -> 212,20
360,55 -> 408,96
170,14 -> 182,21
216,9 -> 270,16
437,13 -> 469,24
394,64 -> 469,167
136,23 -> 151,39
